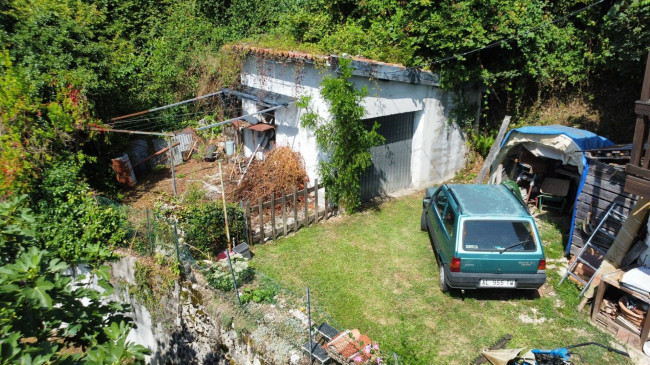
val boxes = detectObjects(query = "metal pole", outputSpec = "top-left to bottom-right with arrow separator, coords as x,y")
196,104 -> 289,131
307,286 -> 313,364
226,249 -> 241,306
110,90 -> 224,121
168,137 -> 178,196
89,127 -> 174,137
218,161 -> 232,250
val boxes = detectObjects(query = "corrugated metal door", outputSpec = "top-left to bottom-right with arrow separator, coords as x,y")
360,112 -> 414,200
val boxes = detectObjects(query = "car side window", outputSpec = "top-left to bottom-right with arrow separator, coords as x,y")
433,191 -> 447,217
442,205 -> 456,239
434,190 -> 456,238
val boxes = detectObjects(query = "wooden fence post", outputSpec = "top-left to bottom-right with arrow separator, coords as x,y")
314,179 -> 319,223
246,202 -> 253,244
293,186 -> 298,232
304,184 -> 309,227
282,191 -> 287,237
270,192 -> 276,239
324,184 -> 329,220
258,197 -> 264,242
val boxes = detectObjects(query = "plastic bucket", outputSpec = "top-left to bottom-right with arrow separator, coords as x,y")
225,140 -> 235,156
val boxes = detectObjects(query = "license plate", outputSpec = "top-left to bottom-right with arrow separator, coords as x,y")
479,279 -> 516,288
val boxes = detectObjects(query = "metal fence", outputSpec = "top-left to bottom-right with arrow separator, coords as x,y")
98,197 -> 398,364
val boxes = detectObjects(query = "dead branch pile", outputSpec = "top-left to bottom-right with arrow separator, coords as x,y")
234,146 -> 308,202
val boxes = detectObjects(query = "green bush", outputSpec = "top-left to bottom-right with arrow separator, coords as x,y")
178,201 -> 245,257
33,161 -> 129,263
205,254 -> 254,291
241,285 -> 277,304
469,131 -> 496,158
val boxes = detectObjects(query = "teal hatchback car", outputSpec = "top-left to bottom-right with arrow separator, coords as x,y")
421,184 -> 546,292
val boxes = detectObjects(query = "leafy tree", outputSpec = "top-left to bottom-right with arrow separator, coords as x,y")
299,58 -> 384,212
0,196 -> 149,364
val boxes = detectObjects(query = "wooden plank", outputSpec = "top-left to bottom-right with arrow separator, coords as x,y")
304,184 -> 309,227
282,191 -> 287,237
581,183 -> 637,205
271,193 -> 276,239
629,117 -> 647,166
589,161 -> 628,177
246,202 -> 253,244
314,179 -> 319,223
586,167 -> 627,185
635,101 -> 650,117
577,190 -> 637,211
625,164 -> 650,180
258,197 -> 264,241
583,176 -> 628,195
475,115 -> 511,184
293,186 -> 298,232
625,175 -> 650,197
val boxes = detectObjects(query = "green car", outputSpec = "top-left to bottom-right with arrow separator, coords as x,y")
421,184 -> 546,292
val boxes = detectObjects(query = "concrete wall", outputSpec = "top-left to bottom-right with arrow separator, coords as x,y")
241,56 -> 470,190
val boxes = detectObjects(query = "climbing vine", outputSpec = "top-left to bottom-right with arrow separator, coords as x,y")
298,58 -> 384,212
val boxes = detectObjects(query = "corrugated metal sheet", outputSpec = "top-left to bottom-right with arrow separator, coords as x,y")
360,112 -> 414,200
151,138 -> 183,167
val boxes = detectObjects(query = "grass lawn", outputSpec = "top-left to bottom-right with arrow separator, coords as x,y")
250,192 -> 632,364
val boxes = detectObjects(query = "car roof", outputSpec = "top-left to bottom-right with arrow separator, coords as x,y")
446,184 -> 530,217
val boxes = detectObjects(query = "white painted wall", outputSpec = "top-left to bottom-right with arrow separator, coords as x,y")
241,56 -> 470,191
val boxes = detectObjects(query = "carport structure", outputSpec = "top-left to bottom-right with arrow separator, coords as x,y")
91,88 -> 292,195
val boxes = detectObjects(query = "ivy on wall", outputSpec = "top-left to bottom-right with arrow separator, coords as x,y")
299,58 -> 384,212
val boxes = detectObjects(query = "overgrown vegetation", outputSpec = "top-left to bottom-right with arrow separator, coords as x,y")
0,196 -> 149,363
204,254 -> 254,291
299,58 -> 384,212
178,201 -> 246,258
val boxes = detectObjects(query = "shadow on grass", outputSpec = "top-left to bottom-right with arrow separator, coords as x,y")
448,288 -> 541,301
534,209 -> 573,255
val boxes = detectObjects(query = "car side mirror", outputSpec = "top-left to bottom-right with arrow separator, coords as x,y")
423,198 -> 431,207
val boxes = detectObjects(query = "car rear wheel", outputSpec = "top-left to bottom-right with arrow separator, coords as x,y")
420,210 -> 427,231
438,262 -> 449,293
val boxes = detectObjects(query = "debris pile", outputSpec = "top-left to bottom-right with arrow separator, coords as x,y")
234,147 -> 308,202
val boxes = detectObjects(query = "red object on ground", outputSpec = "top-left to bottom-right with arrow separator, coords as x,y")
216,250 -> 236,261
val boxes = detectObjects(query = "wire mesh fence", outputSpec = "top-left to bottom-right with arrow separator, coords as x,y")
98,196 -> 397,364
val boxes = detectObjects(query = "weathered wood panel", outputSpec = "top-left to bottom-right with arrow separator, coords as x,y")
571,161 -> 637,254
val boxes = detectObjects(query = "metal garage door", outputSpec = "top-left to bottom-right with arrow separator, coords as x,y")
360,112 -> 414,200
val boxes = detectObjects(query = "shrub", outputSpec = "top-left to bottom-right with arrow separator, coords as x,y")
33,161 -> 129,263
241,285 -> 277,304
205,254 -> 254,291
178,201 -> 245,258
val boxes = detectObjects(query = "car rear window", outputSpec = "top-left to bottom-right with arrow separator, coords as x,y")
462,220 -> 537,252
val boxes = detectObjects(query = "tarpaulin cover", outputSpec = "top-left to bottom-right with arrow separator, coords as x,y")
489,125 -> 614,254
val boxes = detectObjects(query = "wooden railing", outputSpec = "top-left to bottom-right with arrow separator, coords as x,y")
625,51 -> 650,197
242,180 -> 336,243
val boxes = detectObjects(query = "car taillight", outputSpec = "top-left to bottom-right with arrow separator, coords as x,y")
451,257 -> 461,272
537,259 -> 546,271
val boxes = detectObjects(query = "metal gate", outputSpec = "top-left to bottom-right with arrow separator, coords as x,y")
360,112 -> 414,200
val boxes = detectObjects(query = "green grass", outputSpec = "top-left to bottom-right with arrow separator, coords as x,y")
250,192 -> 632,365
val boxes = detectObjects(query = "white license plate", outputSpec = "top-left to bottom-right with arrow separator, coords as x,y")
479,279 -> 516,288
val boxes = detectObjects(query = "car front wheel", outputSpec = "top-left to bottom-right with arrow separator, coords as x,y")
420,210 -> 427,231
438,262 -> 449,293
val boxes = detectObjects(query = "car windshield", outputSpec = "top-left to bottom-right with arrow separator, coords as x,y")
462,220 -> 537,252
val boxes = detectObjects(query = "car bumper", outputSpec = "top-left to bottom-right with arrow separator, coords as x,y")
445,268 -> 546,290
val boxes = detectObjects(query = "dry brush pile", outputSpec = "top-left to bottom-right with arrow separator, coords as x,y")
234,146 -> 308,203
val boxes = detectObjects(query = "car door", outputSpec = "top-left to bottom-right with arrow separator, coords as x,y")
427,188 -> 456,265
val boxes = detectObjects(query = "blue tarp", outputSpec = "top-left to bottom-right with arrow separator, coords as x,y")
499,125 -> 614,255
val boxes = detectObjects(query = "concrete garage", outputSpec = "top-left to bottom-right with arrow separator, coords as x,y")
234,46 -> 479,199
